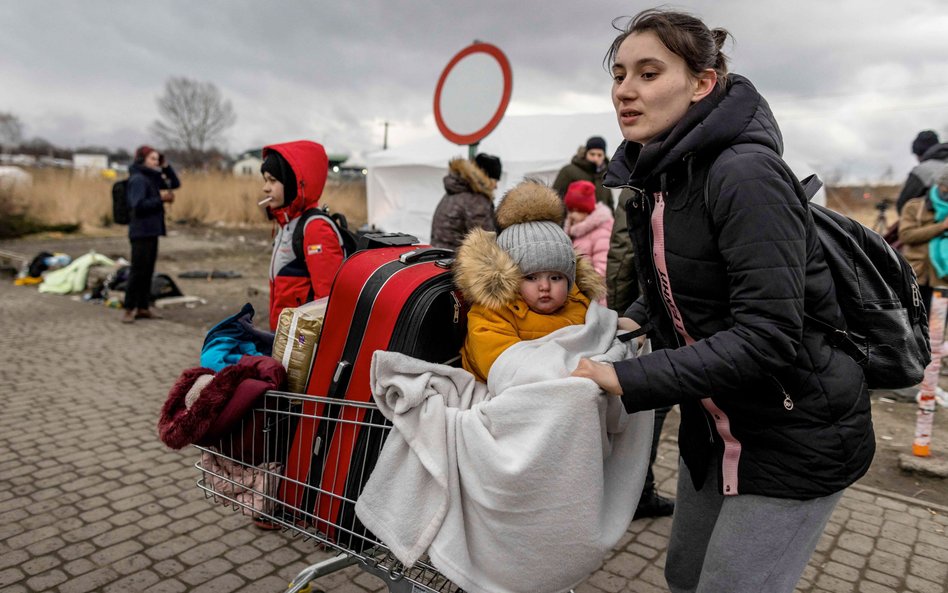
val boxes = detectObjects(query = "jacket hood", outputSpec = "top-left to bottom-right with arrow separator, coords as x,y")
566,202 -> 613,239
920,142 -> 948,163
444,157 -> 494,199
454,227 -> 605,310
263,140 -> 329,224
605,74 -> 783,187
129,163 -> 164,180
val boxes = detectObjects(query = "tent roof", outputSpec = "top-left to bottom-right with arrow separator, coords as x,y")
366,112 -> 622,169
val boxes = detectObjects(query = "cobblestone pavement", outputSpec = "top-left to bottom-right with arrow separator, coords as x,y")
1,279 -> 947,593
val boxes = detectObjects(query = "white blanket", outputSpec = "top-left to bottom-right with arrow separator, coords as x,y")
355,302 -> 654,593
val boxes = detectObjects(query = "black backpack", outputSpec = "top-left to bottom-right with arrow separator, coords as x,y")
290,206 -> 419,261
291,207 -> 360,262
704,150 -> 931,389
112,179 -> 130,225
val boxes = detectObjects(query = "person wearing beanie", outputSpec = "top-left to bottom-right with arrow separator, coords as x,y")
896,129 -> 948,213
259,140 -> 344,331
474,152 -> 502,185
120,144 -> 180,324
552,136 -> 615,210
564,180 -> 614,303
453,181 -> 606,383
430,155 -> 500,250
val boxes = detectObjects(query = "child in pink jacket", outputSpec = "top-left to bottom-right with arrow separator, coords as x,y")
564,180 -> 613,304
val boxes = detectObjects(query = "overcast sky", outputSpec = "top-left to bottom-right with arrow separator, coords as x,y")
2,0 -> 948,183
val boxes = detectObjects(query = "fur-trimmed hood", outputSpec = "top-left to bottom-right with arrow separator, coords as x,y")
445,157 -> 494,199
566,201 -> 614,239
454,227 -> 605,310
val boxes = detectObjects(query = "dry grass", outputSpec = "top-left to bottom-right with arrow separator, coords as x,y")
825,184 -> 901,231
13,168 -> 367,230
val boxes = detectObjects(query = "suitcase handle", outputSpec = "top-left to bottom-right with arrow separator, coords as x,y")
399,248 -> 455,264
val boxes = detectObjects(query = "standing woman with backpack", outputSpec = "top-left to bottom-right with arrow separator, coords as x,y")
121,145 -> 180,324
571,9 -> 874,592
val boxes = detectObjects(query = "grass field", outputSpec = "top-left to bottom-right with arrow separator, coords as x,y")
1,168 -> 367,230
2,167 -> 901,238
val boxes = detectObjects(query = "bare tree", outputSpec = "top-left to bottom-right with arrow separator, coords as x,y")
0,112 -> 24,152
150,77 -> 236,164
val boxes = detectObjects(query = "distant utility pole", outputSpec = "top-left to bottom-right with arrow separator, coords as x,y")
382,121 -> 390,150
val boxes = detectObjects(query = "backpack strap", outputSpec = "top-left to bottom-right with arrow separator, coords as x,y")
702,149 -> 822,212
292,206 -> 355,263
701,148 -> 861,353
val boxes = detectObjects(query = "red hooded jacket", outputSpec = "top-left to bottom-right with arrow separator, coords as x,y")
263,140 -> 343,330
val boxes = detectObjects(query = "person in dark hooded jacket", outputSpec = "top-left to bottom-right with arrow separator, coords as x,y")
259,140 -> 343,331
429,154 -> 501,250
895,130 -> 948,214
552,136 -> 614,211
121,145 -> 180,324
571,9 -> 874,593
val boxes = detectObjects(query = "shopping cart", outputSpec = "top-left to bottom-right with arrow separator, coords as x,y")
193,389 -> 462,593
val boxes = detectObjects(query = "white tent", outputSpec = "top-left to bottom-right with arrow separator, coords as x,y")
365,112 -> 823,242
365,112 -> 621,243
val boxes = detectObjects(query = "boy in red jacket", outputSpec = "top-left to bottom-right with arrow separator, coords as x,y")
260,140 -> 344,330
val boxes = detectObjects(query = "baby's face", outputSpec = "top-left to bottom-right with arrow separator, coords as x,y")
520,271 -> 569,314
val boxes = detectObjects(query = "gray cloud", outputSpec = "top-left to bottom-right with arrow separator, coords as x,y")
1,0 -> 947,181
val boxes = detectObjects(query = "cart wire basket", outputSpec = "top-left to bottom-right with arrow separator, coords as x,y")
194,389 -> 463,593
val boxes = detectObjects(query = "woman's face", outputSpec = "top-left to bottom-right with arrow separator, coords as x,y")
143,151 -> 161,169
611,31 -> 716,145
262,172 -> 285,206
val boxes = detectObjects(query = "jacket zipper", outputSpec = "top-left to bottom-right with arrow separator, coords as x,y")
770,376 -> 795,411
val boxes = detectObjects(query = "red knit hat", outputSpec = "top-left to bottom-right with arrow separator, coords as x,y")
564,180 -> 596,214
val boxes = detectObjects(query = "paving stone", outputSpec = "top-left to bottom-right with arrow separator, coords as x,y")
25,568 -> 68,591
2,264 -> 946,593
904,575 -> 944,593
190,572 -> 246,593
57,566 -> 120,593
179,557 -> 234,586
101,569 -> 161,593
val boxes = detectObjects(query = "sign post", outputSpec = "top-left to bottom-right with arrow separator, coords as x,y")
433,42 -> 512,161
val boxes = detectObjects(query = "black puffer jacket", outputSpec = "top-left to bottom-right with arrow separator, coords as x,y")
895,143 -> 948,213
604,75 -> 874,500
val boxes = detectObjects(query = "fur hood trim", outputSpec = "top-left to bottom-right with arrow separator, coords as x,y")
449,158 -> 494,199
495,181 -> 565,230
455,227 -> 606,309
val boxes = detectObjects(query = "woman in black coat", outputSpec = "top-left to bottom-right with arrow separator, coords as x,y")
572,9 -> 874,593
121,145 -> 180,323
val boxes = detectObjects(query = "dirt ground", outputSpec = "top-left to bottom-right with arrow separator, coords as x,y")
3,222 -> 947,507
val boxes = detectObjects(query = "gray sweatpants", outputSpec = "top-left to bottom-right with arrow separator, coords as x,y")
665,458 -> 843,593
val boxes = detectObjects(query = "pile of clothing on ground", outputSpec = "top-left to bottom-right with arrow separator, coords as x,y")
12,249 -> 183,307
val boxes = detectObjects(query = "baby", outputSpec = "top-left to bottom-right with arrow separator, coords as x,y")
454,181 -> 605,382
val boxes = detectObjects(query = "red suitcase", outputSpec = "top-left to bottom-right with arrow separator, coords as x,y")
278,244 -> 466,548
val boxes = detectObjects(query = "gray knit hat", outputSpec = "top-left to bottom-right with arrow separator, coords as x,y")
496,220 -> 576,288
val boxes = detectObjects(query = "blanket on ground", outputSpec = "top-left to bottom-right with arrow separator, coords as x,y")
355,302 -> 653,593
38,251 -> 115,295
